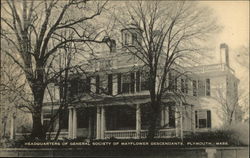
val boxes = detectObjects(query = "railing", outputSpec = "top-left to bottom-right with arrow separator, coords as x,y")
104,129 -> 176,139
185,63 -> 235,74
15,132 -> 68,140
105,130 -> 137,139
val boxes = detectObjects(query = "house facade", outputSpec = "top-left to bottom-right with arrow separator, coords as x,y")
41,28 -> 239,140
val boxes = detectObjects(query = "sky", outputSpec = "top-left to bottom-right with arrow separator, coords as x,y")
202,1 -> 249,49
200,1 -> 249,82
200,1 -> 249,112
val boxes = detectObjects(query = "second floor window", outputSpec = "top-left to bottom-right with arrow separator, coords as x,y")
132,33 -> 137,45
140,71 -> 150,91
206,78 -> 210,96
117,71 -> 149,94
124,33 -> 129,45
193,80 -> 197,96
69,77 -> 91,97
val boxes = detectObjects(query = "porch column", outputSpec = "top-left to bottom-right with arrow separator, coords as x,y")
72,108 -> 77,139
191,105 -> 196,132
161,106 -> 164,127
164,106 -> 169,127
68,108 -> 73,138
88,115 -> 92,139
175,106 -> 180,137
10,113 -> 16,139
41,110 -> 44,125
101,107 -> 106,139
136,104 -> 141,138
180,102 -> 183,140
96,107 -> 101,139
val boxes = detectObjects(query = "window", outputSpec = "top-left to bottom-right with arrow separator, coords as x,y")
193,80 -> 197,96
132,33 -> 137,45
169,72 -> 177,91
205,78 -> 210,96
124,33 -> 129,45
43,109 -> 58,131
141,71 -> 150,91
117,71 -> 148,94
195,110 -> 211,128
69,77 -> 90,97
198,80 -> 205,96
122,73 -> 131,93
181,78 -> 189,93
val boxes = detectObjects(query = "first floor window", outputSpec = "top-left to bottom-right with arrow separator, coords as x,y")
195,110 -> 211,128
43,109 -> 58,131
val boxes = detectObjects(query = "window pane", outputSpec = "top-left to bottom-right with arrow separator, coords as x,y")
199,119 -> 207,128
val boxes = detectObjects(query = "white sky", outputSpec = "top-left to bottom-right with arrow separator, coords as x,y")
201,1 -> 249,48
200,1 -> 249,86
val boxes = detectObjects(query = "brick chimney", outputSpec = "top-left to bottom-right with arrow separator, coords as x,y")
102,36 -> 116,53
220,43 -> 229,67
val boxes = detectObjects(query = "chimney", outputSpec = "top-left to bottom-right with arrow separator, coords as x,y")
220,43 -> 229,67
102,36 -> 116,53
110,39 -> 116,53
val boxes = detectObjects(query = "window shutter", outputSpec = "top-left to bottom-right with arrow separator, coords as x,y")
185,78 -> 188,94
193,80 -> 197,96
181,79 -> 185,93
108,74 -> 113,95
96,75 -> 100,94
206,79 -> 210,96
195,111 -> 198,128
130,72 -> 135,93
136,71 -> 140,92
207,110 -> 211,128
86,77 -> 91,93
117,73 -> 122,94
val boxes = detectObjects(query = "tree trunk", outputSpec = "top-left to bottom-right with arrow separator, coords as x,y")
147,102 -> 160,139
147,112 -> 158,139
31,113 -> 46,140
30,80 -> 46,140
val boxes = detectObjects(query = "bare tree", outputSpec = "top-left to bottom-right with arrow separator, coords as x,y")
1,0 -> 108,139
214,85 -> 240,126
234,45 -> 249,122
111,1 -> 219,139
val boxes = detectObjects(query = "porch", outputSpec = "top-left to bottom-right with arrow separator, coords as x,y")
65,102 -> 195,139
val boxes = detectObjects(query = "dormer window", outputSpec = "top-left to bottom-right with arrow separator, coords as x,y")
132,33 -> 137,45
124,33 -> 130,45
122,27 -> 142,47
